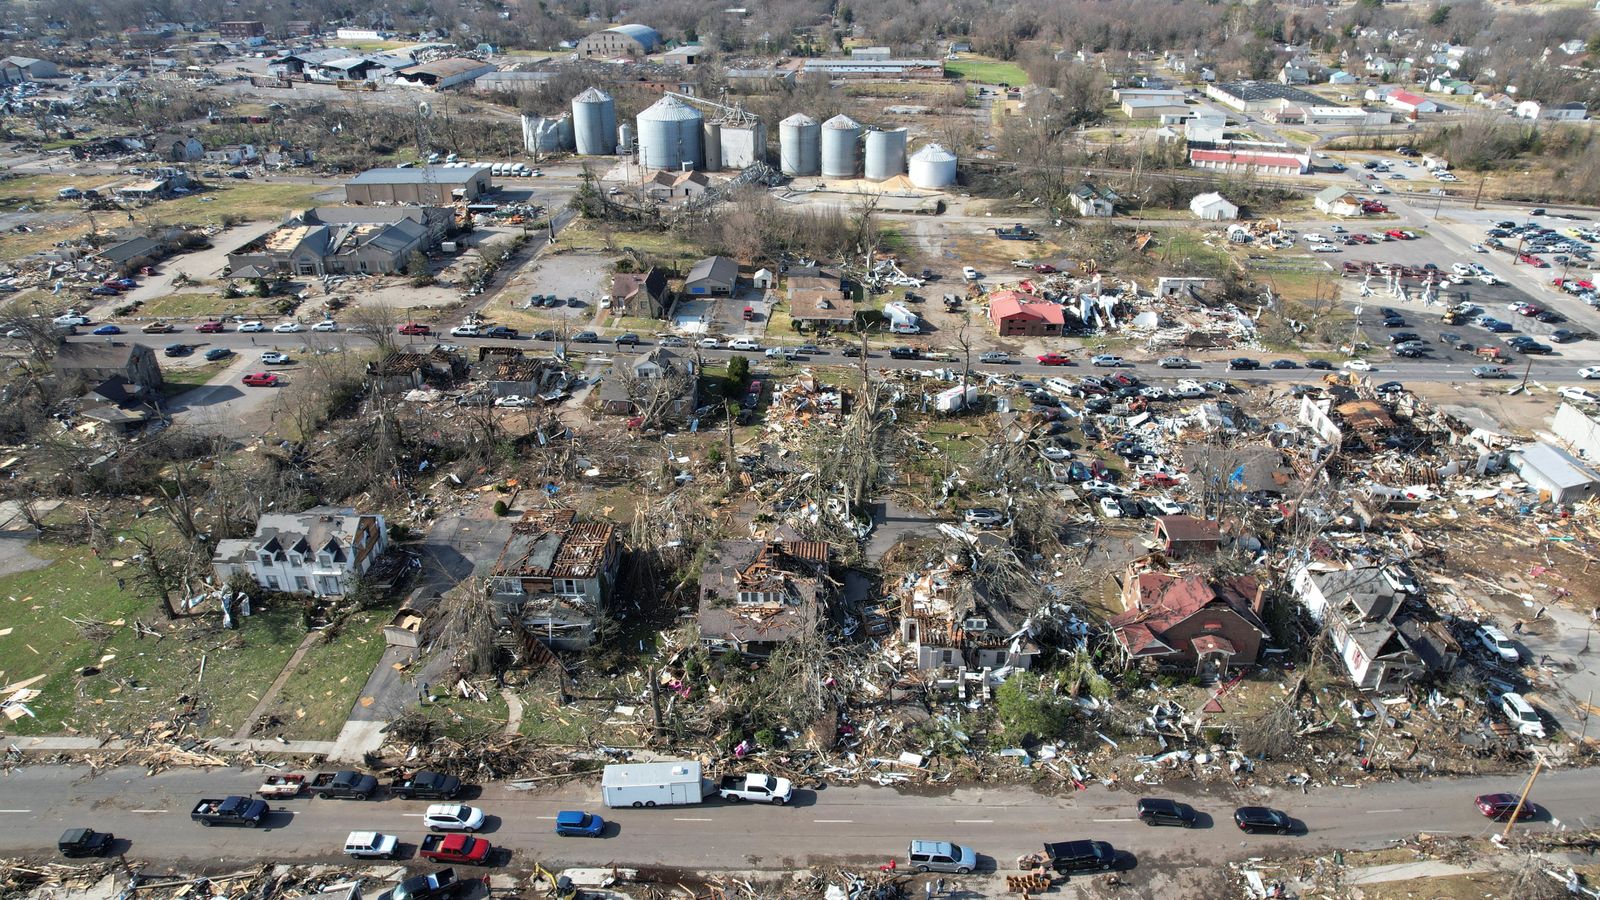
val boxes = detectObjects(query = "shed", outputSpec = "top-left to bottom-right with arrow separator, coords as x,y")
1510,441 -> 1600,504
1152,516 -> 1221,557
1189,192 -> 1238,221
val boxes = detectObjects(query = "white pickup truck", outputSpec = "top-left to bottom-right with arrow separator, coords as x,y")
717,773 -> 794,804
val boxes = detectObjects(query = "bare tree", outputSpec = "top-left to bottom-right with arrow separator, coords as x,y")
433,577 -> 499,676
346,302 -> 404,358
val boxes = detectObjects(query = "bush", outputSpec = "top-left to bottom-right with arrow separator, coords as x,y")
726,355 -> 750,386
754,728 -> 778,748
492,499 -> 508,517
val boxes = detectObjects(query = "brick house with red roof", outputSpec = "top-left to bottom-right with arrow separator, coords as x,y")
986,290 -> 1066,337
1109,558 -> 1269,679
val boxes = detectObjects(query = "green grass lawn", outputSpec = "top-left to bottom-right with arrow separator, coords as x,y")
149,182 -> 332,229
945,56 -> 1030,86
161,360 -> 230,389
0,540 -> 308,738
139,293 -> 244,319
267,610 -> 389,742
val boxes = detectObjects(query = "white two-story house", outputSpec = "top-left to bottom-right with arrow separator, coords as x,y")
213,506 -> 387,596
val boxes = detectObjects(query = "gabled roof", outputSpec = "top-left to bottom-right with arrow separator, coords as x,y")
686,255 -> 738,285
1154,515 -> 1220,543
1108,571 -> 1267,656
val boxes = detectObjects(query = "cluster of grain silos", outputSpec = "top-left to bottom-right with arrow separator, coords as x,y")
717,120 -> 767,170
864,127 -> 908,181
821,115 -> 861,177
908,143 -> 957,189
572,87 -> 617,155
636,94 -> 704,170
779,113 -> 820,176
521,114 -> 575,154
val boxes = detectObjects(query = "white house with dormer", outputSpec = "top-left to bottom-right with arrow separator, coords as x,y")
213,506 -> 388,596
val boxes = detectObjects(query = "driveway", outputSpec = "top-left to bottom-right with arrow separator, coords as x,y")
865,497 -> 943,560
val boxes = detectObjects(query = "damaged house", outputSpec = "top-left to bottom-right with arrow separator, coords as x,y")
1292,563 -> 1459,692
225,207 -> 449,278
899,553 -> 1039,675
488,509 -> 621,651
212,507 -> 387,597
699,538 -> 832,657
1108,556 -> 1268,680
599,348 -> 697,421
365,348 -> 464,394
476,354 -> 571,402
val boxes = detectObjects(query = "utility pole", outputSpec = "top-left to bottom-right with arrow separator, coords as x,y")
1473,174 -> 1486,210
1501,754 -> 1543,839
1579,689 -> 1593,745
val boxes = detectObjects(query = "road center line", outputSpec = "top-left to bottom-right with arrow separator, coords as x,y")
401,813 -> 426,817
953,819 -> 993,824
0,809 -> 32,813
534,816 -> 556,820
129,809 -> 168,813
813,819 -> 853,823
1366,808 -> 1406,814
1093,817 -> 1135,822
673,817 -> 711,822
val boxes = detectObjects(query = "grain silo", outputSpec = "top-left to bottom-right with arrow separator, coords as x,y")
779,113 -> 821,176
617,123 -> 636,156
571,87 -> 617,155
863,128 -> 908,181
702,121 -> 723,171
521,114 -> 575,154
718,120 -> 768,169
908,143 -> 957,189
636,95 -> 704,170
820,114 -> 861,178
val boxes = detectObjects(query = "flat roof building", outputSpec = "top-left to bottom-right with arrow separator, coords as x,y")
344,166 -> 490,205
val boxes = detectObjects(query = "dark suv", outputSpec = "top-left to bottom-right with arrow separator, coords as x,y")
889,346 -> 920,359
1136,798 -> 1197,828
1042,840 -> 1118,874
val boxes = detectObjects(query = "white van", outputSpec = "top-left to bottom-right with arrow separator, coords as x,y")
1500,693 -> 1546,739
491,163 -> 507,177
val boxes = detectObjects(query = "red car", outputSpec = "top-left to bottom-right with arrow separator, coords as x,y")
1475,793 -> 1535,821
1032,263 -> 1058,274
398,322 -> 431,335
1037,353 -> 1071,366
196,320 -> 225,333
1141,472 -> 1180,488
242,372 -> 281,387
1519,254 -> 1548,267
1517,304 -> 1542,317
418,833 -> 493,865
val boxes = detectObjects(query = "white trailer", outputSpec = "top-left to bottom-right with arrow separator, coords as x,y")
601,761 -> 708,809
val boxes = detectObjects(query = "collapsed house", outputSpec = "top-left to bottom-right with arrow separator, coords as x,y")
898,552 -> 1039,676
698,537 -> 832,657
1292,562 -> 1460,691
225,207 -> 451,278
1108,556 -> 1268,680
488,509 -> 622,650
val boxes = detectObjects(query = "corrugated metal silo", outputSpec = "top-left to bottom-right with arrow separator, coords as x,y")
571,87 -> 617,155
821,114 -> 861,178
636,95 -> 704,170
908,143 -> 957,188
779,113 -> 820,176
863,127 -> 907,181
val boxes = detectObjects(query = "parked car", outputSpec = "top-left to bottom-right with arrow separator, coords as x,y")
237,321 -> 265,332
1475,624 -> 1520,663
141,321 -> 176,334
1499,692 -> 1546,739
890,346 -> 920,359
1158,356 -> 1191,369
399,322 -> 431,335
573,331 -> 599,343
1471,365 -> 1508,379
1137,798 -> 1198,828
1227,358 -> 1259,370
164,343 -> 192,357
58,828 -> 114,858
1041,840 -> 1118,874
241,372 -> 281,387
196,320 -> 226,333
1038,352 -> 1071,366
260,351 -> 291,365
1090,354 -> 1124,367
963,508 -> 1004,527
272,321 -> 303,333
554,811 -> 606,837
311,319 -> 338,332
1234,806 -> 1295,834
204,347 -> 234,361
345,831 -> 401,860
1305,360 -> 1334,371
907,840 -> 977,874
979,351 -> 1012,363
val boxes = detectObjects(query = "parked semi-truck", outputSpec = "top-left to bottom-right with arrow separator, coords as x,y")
600,761 -> 709,809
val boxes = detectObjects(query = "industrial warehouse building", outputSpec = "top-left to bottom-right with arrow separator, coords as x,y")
393,58 -> 497,90
576,24 -> 663,58
344,166 -> 491,205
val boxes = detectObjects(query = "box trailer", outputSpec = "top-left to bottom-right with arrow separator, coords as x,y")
601,761 -> 709,809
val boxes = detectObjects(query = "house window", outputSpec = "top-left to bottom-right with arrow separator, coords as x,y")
737,590 -> 781,606
554,578 -> 583,596
264,575 -> 280,589
318,576 -> 341,595
940,649 -> 958,665
294,576 -> 309,592
288,553 -> 301,566
258,552 -> 273,566
318,552 -> 334,567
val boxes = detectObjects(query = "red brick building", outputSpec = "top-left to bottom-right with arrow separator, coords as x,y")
987,290 -> 1065,337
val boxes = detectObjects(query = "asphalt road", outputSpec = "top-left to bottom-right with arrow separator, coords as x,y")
0,765 -> 1591,872
59,329 -> 1600,387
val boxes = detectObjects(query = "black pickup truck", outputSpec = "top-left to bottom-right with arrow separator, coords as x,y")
309,770 -> 378,800
192,796 -> 269,827
58,828 -> 114,857
391,770 -> 464,800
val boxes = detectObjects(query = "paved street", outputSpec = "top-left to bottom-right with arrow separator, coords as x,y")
0,765 -> 1591,872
